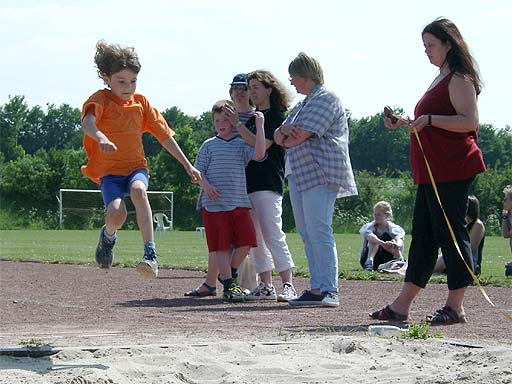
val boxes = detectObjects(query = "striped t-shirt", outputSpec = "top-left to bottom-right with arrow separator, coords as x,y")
195,136 -> 254,212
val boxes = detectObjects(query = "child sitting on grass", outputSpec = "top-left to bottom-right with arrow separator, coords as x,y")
359,201 -> 405,271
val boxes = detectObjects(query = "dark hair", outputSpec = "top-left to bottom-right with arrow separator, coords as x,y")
211,99 -> 234,118
247,70 -> 291,112
94,39 -> 141,78
466,194 -> 480,220
288,52 -> 324,85
422,18 -> 482,95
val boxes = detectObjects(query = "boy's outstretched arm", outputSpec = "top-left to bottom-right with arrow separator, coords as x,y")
82,113 -> 118,153
161,137 -> 202,183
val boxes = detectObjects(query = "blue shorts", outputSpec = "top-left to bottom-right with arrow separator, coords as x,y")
99,169 -> 149,207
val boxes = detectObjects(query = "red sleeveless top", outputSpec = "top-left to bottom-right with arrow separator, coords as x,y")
411,72 -> 485,184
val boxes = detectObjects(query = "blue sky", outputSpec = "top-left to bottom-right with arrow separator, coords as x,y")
1,0 -> 511,128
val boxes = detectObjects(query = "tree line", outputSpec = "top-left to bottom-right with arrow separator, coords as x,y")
1,95 -> 510,234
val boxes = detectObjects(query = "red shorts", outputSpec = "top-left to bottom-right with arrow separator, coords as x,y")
201,207 -> 257,252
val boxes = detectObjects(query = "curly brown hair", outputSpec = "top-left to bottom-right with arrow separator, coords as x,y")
94,39 -> 141,78
247,70 -> 291,112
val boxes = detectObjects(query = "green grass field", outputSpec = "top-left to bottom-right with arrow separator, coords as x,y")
1,230 -> 511,286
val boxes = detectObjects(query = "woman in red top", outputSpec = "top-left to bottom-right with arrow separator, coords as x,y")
370,18 -> 485,324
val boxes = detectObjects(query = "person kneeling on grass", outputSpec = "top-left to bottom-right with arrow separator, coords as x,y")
194,100 -> 266,302
359,201 -> 405,272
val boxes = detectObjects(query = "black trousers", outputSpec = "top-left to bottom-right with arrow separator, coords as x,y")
405,178 -> 474,290
359,232 -> 395,270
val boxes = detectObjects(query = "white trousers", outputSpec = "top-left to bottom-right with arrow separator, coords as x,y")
249,191 -> 295,274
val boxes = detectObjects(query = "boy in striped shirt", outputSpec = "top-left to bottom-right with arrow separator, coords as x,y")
194,100 -> 266,302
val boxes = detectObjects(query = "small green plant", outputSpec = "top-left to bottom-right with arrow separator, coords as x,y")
276,325 -> 288,341
18,338 -> 45,348
400,320 -> 443,340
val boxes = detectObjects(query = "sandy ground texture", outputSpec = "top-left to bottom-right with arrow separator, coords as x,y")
0,260 -> 511,383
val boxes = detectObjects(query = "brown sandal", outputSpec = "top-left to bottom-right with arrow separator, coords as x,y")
426,306 -> 467,325
184,282 -> 216,297
369,305 -> 408,321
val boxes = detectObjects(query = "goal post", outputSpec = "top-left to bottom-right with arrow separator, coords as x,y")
57,188 -> 173,230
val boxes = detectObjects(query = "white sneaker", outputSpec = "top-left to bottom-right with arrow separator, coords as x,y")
136,252 -> 158,278
245,282 -> 277,301
277,282 -> 297,302
322,292 -> 339,307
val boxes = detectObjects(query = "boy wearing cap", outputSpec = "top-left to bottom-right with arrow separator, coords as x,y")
229,73 -> 255,133
194,100 -> 266,302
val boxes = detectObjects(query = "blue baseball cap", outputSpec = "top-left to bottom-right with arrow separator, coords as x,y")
230,73 -> 248,86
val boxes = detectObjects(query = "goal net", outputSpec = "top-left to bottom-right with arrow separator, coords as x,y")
57,189 -> 173,230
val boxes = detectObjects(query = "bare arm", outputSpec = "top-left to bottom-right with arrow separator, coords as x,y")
161,137 -> 201,183
364,233 -> 385,246
469,220 -> 485,250
252,112 -> 266,161
198,176 -> 220,200
81,113 -> 117,153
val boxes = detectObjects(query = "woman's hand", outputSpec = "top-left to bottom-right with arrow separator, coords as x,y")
222,103 -> 239,126
280,123 -> 303,138
408,114 -> 429,133
384,116 -> 410,130
254,111 -> 264,129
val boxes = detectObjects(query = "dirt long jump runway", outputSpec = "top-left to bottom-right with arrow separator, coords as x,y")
1,260 -> 510,347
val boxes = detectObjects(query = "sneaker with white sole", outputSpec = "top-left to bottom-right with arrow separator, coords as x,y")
222,283 -> 245,303
245,282 -> 277,301
364,258 -> 374,271
321,292 -> 339,307
136,249 -> 158,278
277,282 -> 297,302
288,290 -> 324,306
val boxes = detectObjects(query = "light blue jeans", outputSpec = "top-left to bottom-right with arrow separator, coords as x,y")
288,175 -> 338,293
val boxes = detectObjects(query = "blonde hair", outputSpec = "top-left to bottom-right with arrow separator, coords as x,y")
288,52 -> 324,85
373,201 -> 393,220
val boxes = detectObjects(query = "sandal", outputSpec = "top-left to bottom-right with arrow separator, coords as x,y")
369,305 -> 408,321
184,282 -> 216,297
426,306 -> 467,325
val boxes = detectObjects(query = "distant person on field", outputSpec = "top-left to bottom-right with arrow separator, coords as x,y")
359,201 -> 405,271
81,40 -> 200,278
194,100 -> 266,302
502,185 -> 512,276
434,194 -> 485,275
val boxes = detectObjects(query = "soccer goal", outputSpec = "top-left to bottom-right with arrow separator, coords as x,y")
57,189 -> 173,230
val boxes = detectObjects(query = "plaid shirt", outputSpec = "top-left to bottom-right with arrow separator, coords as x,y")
284,84 -> 357,198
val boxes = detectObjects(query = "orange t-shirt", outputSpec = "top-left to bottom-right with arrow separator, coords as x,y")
81,90 -> 175,184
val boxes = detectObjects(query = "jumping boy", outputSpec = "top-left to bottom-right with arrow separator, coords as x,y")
195,100 -> 265,302
81,40 -> 200,278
